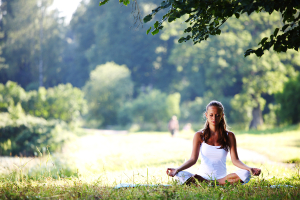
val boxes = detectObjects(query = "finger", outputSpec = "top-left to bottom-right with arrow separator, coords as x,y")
257,170 -> 261,175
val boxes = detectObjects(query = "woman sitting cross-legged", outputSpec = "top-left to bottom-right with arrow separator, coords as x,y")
166,100 -> 261,185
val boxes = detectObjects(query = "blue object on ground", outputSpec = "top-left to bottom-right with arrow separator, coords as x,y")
114,183 -> 172,189
269,185 -> 294,188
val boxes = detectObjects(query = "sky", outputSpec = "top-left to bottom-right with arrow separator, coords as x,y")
51,0 -> 83,24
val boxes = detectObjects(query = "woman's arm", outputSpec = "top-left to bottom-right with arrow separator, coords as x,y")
167,131 -> 202,177
228,132 -> 261,175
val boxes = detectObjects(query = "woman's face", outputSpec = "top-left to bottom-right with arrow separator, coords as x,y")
205,106 -> 223,127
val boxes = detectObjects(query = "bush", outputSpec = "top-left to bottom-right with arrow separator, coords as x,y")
118,90 -> 181,131
23,84 -> 87,123
0,81 -> 87,123
180,97 -> 205,123
0,112 -> 76,156
83,62 -> 134,127
0,82 -> 84,156
0,81 -> 27,112
276,73 -> 300,124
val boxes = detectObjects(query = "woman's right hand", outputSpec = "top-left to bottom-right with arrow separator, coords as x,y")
166,168 -> 178,177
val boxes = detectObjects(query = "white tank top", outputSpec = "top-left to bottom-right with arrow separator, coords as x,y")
197,139 -> 228,180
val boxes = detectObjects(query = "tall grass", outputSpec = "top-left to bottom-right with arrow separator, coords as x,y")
0,128 -> 299,199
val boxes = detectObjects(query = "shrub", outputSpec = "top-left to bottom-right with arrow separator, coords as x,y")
180,97 -> 205,123
0,81 -> 27,112
0,81 -> 87,123
23,84 -> 87,123
0,112 -> 76,156
276,73 -> 300,124
83,62 -> 134,127
118,90 -> 181,131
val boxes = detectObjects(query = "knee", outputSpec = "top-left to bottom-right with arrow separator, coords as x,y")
235,169 -> 251,184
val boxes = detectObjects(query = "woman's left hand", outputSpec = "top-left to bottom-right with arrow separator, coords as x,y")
250,168 -> 261,176
166,168 -> 178,177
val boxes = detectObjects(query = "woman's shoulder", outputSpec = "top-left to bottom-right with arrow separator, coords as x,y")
227,131 -> 236,139
195,130 -> 204,136
194,131 -> 204,142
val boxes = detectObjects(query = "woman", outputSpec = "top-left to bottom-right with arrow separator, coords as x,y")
166,100 -> 261,185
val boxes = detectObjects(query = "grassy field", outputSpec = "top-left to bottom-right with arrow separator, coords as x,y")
0,126 -> 299,199
181,124 -> 300,163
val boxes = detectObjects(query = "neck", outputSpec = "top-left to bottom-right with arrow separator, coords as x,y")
209,126 -> 218,134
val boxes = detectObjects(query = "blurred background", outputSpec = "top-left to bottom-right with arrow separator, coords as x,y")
0,0 -> 299,161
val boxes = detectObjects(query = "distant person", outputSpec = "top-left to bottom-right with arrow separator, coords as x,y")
168,115 -> 179,137
166,100 -> 261,185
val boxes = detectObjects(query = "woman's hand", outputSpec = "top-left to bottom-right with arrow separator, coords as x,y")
250,168 -> 261,176
166,168 -> 178,177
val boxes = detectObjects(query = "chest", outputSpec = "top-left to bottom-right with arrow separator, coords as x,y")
205,135 -> 221,146
200,142 -> 228,160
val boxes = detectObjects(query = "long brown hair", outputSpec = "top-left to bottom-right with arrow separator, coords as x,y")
200,100 -> 230,151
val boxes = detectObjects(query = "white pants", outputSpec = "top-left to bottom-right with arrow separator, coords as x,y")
175,169 -> 251,185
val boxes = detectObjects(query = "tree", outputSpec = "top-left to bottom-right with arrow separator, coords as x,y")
101,0 -> 300,57
275,73 -> 300,124
118,89 -> 180,130
72,0 -> 178,92
163,11 -> 298,128
0,0 -> 66,90
23,84 -> 88,123
0,81 -> 27,112
0,81 -> 87,123
83,62 -> 134,127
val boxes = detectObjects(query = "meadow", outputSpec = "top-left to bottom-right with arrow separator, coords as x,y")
0,126 -> 299,199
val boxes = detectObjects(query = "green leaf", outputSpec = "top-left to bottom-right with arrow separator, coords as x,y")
154,21 -> 159,29
143,15 -> 152,23
146,27 -> 152,35
184,27 -> 192,33
234,13 -> 240,18
273,28 -> 279,37
168,14 -> 176,22
254,48 -> 264,57
258,37 -> 268,45
244,49 -> 254,57
120,0 -> 130,6
99,0 -> 109,6
216,29 -> 221,35
281,24 -> 289,32
151,29 -> 159,35
178,37 -> 186,43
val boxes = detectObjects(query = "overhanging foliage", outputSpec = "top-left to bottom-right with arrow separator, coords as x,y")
101,0 -> 300,57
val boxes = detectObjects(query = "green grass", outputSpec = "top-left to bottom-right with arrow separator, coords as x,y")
179,124 -> 300,163
0,127 -> 300,199
234,125 -> 300,163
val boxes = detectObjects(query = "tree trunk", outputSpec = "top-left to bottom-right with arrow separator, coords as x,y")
39,8 -> 44,87
249,103 -> 264,129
